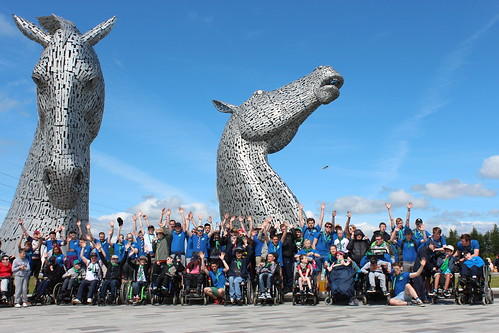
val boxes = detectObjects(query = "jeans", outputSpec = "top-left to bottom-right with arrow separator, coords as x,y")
76,279 -> 99,301
132,281 -> 148,297
14,275 -> 28,304
258,273 -> 272,292
99,279 -> 120,300
228,276 -> 243,300
0,278 -> 9,293
283,257 -> 294,291
61,278 -> 78,296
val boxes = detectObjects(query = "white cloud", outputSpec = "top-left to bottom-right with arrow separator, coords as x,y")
0,13 -> 17,38
412,179 -> 496,199
333,189 -> 427,214
480,155 -> 499,179
388,189 -> 428,208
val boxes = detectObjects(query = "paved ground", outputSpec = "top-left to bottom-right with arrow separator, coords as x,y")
1,301 -> 498,332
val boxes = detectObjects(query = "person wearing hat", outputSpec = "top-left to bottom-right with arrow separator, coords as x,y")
128,254 -> 151,304
430,245 -> 456,297
412,218 -> 430,245
154,223 -> 172,263
73,246 -> 104,304
221,247 -> 248,304
97,242 -> 130,304
60,259 -> 85,301
34,255 -> 64,303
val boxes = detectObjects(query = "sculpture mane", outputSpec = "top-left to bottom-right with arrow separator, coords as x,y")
214,66 -> 343,226
0,14 -> 115,254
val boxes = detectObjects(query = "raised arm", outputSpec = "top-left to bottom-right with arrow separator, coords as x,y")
132,215 -> 138,237
76,220 -> 83,238
220,252 -> 230,271
185,211 -> 194,237
158,208 -> 165,227
405,202 -> 412,228
319,202 -> 326,228
108,221 -> 115,244
280,221 -> 288,243
86,223 -> 94,241
409,258 -> 426,279
18,219 -> 31,238
238,216 -> 246,235
385,203 -> 394,229
298,204 -> 305,228
79,246 -> 89,265
331,210 -> 336,230
344,211 -> 352,238
247,216 -> 254,238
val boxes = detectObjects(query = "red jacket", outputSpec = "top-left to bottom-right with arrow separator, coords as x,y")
0,262 -> 12,278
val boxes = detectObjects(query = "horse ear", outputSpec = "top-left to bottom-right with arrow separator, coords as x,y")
13,15 -> 50,47
82,16 -> 116,46
212,100 -> 238,114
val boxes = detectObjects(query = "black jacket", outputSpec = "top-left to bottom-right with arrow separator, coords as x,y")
101,252 -> 128,280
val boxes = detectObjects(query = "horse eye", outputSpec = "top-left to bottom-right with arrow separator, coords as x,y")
32,75 -> 45,88
84,77 -> 97,90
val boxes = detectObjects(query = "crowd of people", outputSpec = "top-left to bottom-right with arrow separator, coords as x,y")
0,202 -> 493,308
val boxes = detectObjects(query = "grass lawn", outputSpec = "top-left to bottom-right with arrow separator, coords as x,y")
491,275 -> 499,288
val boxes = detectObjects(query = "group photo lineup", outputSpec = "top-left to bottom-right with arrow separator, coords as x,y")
1,1 -> 499,332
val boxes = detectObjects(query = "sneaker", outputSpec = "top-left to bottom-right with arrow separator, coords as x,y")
1,295 -> 7,301
14,303 -> 21,308
266,292 -> 272,299
444,290 -> 451,298
22,303 -> 28,307
72,299 -> 81,305
236,299 -> 243,306
428,289 -> 436,296
367,287 -> 375,293
437,288 -> 443,295
383,290 -> 390,296
413,298 -> 425,307
258,293 -> 265,300
87,298 -> 93,304
230,298 -> 235,304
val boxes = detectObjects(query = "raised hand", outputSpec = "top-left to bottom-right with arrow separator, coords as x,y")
347,211 -> 352,218
407,202 -> 413,209
161,208 -> 166,215
86,224 -> 91,230
298,203 -> 304,210
321,202 -> 326,209
420,258 -> 427,266
178,207 -> 185,214
238,216 -> 244,222
76,220 -> 81,227
230,216 -> 236,223
94,242 -> 102,250
385,203 -> 391,210
109,221 -> 115,228
18,219 -> 24,225
166,208 -> 171,216
247,216 -> 253,222
219,252 -> 225,260
208,216 -> 213,223
61,225 -> 65,231
224,213 -> 229,220
199,251 -> 205,259
132,215 -> 137,222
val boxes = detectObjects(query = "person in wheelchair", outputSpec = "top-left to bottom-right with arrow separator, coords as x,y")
73,249 -> 103,305
154,255 -> 177,294
183,252 -> 205,296
34,256 -> 65,303
297,254 -> 314,295
429,245 -> 455,297
222,247 -> 248,305
256,253 -> 278,300
461,252 -> 485,280
203,253 -> 227,304
97,242 -> 130,304
0,255 -> 13,302
361,256 -> 391,296
59,259 -> 85,301
128,255 -> 151,304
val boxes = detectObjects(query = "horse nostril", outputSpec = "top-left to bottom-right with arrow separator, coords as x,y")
42,169 -> 52,186
74,169 -> 83,186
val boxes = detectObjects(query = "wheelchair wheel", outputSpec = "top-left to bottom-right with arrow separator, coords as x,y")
325,296 -> 332,305
180,290 -> 185,306
361,295 -> 368,305
53,282 -> 62,305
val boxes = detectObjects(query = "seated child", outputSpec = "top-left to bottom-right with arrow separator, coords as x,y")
128,255 -> 150,304
297,255 -> 313,295
461,252 -> 485,279
154,256 -> 177,292
183,252 -> 205,295
430,245 -> 455,297
60,259 -> 84,300
222,248 -> 249,304
361,257 -> 391,296
0,255 -> 12,301
256,253 -> 278,300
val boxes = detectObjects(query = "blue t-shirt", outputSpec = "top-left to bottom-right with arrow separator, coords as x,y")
456,240 -> 480,254
190,234 -> 209,257
44,239 -> 64,252
398,239 -> 417,263
267,241 -> 283,266
113,242 -> 126,261
298,248 -> 318,260
67,239 -> 80,255
209,268 -> 226,288
314,231 -> 335,255
79,245 -> 93,260
171,231 -> 188,254
135,236 -> 145,256
94,238 -> 110,259
464,256 -> 484,268
53,253 -> 65,266
252,235 -> 265,257
302,225 -> 321,241
428,235 -> 446,248
412,229 -> 431,244
392,271 -> 411,295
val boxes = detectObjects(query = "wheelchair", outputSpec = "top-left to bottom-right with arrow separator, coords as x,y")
31,277 -> 61,305
120,280 -> 152,305
55,278 -> 81,305
224,275 -> 252,305
180,273 -> 209,305
358,249 -> 392,305
97,279 -> 122,305
291,263 -> 319,306
429,271 -> 456,304
455,263 -> 494,305
0,277 -> 15,307
253,266 -> 284,306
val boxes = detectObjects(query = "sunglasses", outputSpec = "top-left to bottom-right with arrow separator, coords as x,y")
325,225 -> 333,228
1,258 -> 8,261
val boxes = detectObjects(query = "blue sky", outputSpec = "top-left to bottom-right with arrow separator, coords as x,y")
1,1 -> 499,235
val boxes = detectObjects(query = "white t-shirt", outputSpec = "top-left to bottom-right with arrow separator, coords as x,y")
334,238 -> 350,253
85,262 -> 102,281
